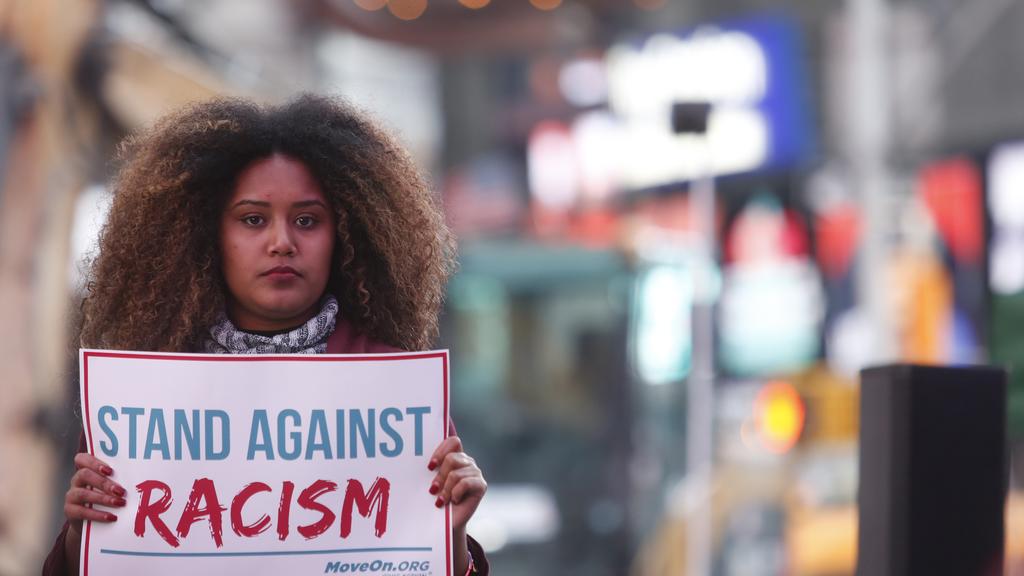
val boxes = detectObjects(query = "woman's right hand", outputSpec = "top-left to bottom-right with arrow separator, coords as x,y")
64,452 -> 127,535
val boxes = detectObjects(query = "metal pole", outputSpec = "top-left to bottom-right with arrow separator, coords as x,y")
685,141 -> 715,576
849,0 -> 893,364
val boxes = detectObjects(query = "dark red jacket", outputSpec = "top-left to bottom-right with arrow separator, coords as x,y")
42,321 -> 488,575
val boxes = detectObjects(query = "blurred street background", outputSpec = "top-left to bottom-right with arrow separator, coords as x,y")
2,0 -> 1024,574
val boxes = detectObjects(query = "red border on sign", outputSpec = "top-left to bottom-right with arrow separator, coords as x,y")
80,349 -> 451,576
443,352 -> 450,576
82,352 -> 91,576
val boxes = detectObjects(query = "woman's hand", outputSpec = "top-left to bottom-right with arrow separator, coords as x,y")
65,452 -> 127,535
428,436 -> 486,531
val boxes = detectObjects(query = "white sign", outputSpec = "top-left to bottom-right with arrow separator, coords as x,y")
606,29 -> 771,187
78,349 -> 451,576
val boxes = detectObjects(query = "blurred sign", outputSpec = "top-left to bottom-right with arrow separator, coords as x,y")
987,141 -> 1024,438
904,156 -> 984,364
989,142 -> 1024,295
719,195 -> 823,377
919,157 -> 983,265
606,15 -> 813,188
631,264 -> 693,385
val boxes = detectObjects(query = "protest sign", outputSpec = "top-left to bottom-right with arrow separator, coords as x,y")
78,349 -> 451,576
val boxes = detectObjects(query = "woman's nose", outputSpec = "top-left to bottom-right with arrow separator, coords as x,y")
268,220 -> 296,256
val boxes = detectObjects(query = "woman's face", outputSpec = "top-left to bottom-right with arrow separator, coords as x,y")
220,154 -> 336,332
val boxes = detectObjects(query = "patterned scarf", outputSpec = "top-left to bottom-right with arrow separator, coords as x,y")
202,296 -> 338,355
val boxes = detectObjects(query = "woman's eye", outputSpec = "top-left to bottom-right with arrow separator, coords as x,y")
242,215 -> 264,226
295,215 -> 317,228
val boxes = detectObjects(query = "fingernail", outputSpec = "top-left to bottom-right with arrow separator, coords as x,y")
434,497 -> 444,508
115,498 -> 126,507
112,486 -> 126,497
428,483 -> 439,495
107,513 -> 118,522
427,460 -> 437,471
102,466 -> 113,476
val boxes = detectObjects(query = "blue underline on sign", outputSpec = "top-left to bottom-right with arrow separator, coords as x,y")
99,547 -> 432,558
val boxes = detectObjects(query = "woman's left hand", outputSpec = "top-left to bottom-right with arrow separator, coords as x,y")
428,436 -> 486,531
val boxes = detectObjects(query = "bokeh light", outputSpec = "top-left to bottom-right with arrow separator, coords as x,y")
458,0 -> 490,8
529,0 -> 562,11
754,380 -> 806,453
387,0 -> 427,20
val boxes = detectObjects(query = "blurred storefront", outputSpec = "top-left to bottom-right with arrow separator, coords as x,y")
438,3 -> 1024,574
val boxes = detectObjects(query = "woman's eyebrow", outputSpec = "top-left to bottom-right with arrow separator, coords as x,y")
228,199 -> 328,209
229,199 -> 270,209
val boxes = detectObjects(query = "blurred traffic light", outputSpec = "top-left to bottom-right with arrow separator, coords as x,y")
754,380 -> 805,453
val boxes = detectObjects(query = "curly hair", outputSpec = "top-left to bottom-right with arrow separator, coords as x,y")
81,94 -> 456,352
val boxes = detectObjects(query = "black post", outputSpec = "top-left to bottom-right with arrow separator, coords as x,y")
857,364 -> 1008,576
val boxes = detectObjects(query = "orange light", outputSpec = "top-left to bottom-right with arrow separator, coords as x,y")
459,0 -> 490,8
530,0 -> 562,10
754,380 -> 805,453
388,0 -> 427,20
354,0 -> 387,10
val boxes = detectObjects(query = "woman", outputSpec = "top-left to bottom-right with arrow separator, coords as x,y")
42,95 -> 488,575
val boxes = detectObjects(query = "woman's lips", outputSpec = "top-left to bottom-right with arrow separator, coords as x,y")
261,266 -> 301,278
